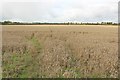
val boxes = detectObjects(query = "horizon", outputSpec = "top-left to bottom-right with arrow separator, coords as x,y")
1,20 -> 118,25
1,20 -> 117,23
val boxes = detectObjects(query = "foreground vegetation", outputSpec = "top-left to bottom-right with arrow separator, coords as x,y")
2,25 -> 118,78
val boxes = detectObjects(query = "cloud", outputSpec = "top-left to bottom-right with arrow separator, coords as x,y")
1,0 -> 119,22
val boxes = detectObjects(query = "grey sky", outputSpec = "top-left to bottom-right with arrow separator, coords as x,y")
0,0 -> 119,22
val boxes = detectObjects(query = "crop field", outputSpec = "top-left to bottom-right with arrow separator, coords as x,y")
2,25 -> 118,78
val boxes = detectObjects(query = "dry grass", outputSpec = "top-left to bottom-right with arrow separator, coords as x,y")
2,25 -> 118,78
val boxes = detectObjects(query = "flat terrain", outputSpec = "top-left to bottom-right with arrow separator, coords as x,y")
2,25 -> 118,78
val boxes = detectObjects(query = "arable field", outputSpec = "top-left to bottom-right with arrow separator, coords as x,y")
2,25 -> 118,78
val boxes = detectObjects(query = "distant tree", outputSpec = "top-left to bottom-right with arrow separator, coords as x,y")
107,22 -> 112,25
3,21 -> 12,25
101,22 -> 113,25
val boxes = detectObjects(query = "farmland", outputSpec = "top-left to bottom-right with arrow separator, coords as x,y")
2,25 -> 118,78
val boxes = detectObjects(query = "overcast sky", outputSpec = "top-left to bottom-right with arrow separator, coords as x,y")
0,0 -> 119,23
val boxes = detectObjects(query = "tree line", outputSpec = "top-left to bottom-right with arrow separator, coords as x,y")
0,21 -> 118,25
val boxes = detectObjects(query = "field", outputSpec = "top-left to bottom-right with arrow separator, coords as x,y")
2,25 -> 118,78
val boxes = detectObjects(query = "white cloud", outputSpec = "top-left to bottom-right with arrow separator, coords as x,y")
1,0 -> 119,22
